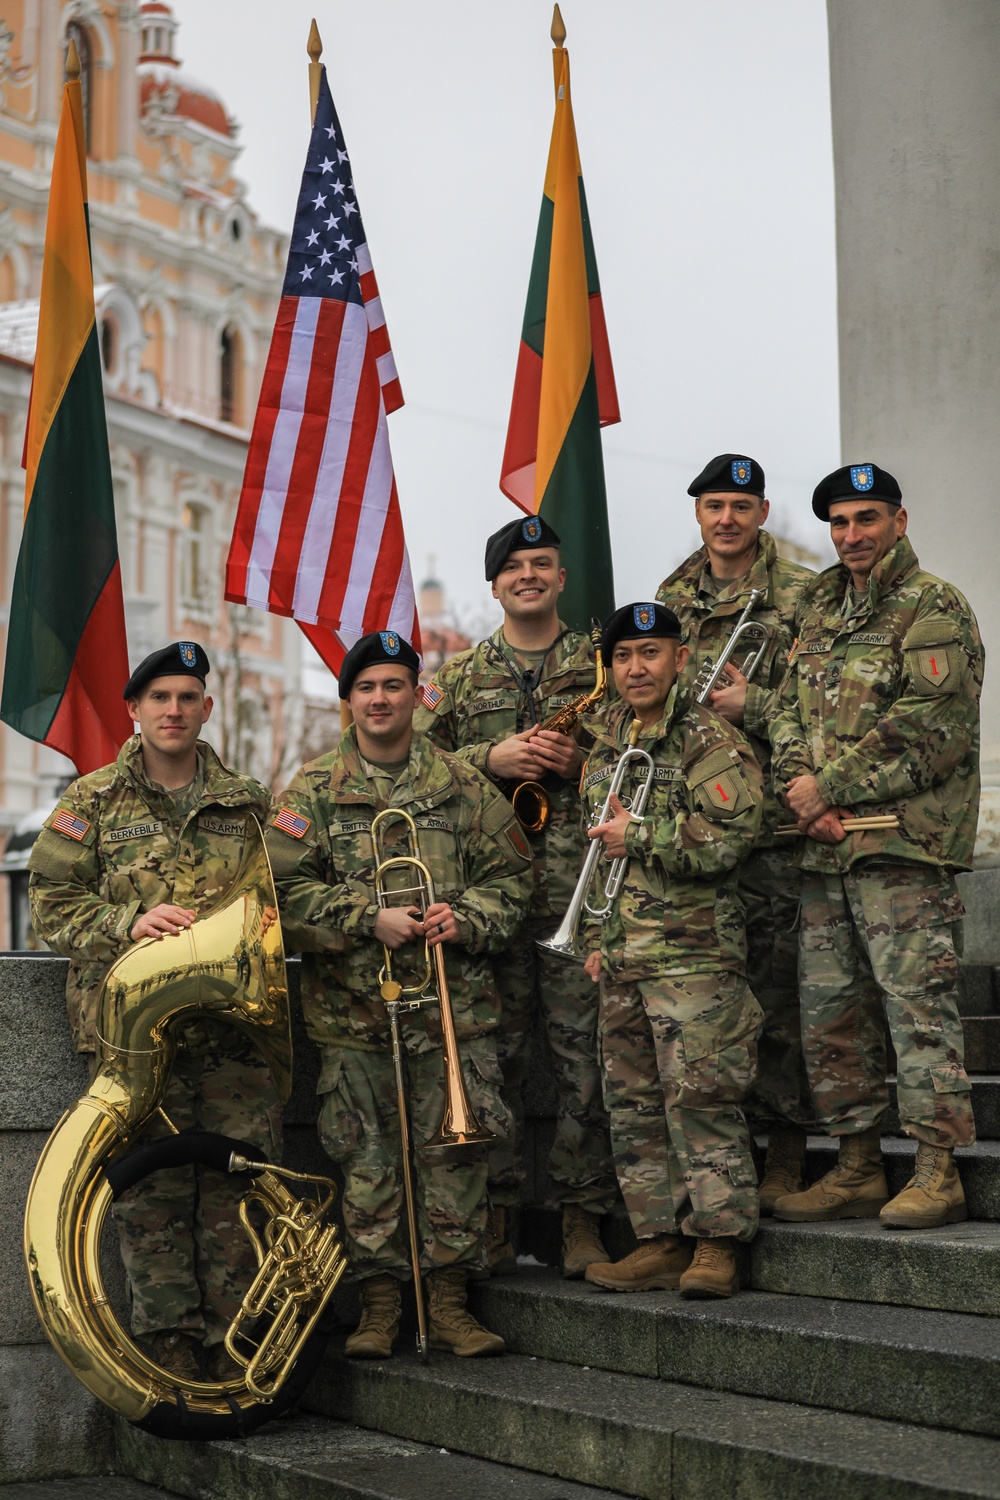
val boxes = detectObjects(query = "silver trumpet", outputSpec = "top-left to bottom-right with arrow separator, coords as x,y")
694,588 -> 771,703
537,722 -> 655,964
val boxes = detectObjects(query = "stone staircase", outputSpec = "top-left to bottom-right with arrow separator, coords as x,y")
6,956 -> 1000,1498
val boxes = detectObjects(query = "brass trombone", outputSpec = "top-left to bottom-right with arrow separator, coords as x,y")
372,809 -> 492,1360
694,588 -> 772,703
538,721 -> 655,963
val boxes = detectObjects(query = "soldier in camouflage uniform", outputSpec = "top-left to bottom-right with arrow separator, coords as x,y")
413,515 -> 617,1279
580,603 -> 764,1300
267,631 -> 532,1358
28,643 -> 278,1383
770,464 -> 984,1230
656,453 -> 814,1211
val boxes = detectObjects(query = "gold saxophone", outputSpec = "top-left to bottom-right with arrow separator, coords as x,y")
23,820 -> 347,1438
506,626 -> 607,833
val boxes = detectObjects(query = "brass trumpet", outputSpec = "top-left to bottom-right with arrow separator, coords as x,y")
372,809 -> 492,1360
694,588 -> 772,703
538,721 -> 655,963
505,625 -> 607,833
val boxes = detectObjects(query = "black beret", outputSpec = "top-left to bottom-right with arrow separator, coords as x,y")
123,641 -> 210,700
338,630 -> 420,698
484,514 -> 562,581
688,453 -> 765,498
812,463 -> 903,520
602,603 -> 682,660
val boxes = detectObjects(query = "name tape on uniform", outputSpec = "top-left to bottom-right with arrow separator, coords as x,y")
104,820 -> 165,843
200,816 -> 244,837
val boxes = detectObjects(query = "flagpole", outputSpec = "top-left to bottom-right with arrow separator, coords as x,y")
305,20 -> 353,733
551,3 -> 566,79
65,34 -> 80,83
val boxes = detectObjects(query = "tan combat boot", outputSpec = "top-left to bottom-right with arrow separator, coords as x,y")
584,1232 -> 693,1292
427,1266 -> 505,1356
679,1238 -> 740,1299
483,1203 -> 518,1276
772,1128 -> 889,1222
561,1205 -> 610,1279
880,1143 -> 968,1230
151,1329 -> 202,1382
345,1274 -> 402,1359
758,1125 -> 808,1216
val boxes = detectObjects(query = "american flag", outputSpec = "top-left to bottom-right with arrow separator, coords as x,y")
225,69 -> 420,671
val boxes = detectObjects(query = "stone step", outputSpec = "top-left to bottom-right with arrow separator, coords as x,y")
752,1217 -> 1000,1315
118,1410 -> 627,1500
306,1345 -> 1000,1499
471,1268 -> 1000,1440
958,964 -> 1000,1017
963,1018 -> 1000,1072
0,1484 -> 168,1500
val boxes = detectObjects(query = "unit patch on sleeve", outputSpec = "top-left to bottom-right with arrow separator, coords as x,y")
421,679 -> 444,710
273,808 -> 311,839
52,810 -> 91,842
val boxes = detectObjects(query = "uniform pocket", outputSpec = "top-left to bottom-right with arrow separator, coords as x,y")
316,1053 -> 362,1161
902,620 -> 963,696
890,883 -> 963,999
676,985 -> 762,1109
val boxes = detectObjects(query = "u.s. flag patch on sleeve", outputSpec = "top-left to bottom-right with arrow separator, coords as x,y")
52,810 -> 90,841
421,679 -> 444,710
273,807 -> 311,839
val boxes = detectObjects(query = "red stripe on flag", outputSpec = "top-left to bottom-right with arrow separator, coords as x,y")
369,322 -> 390,359
360,477 -> 404,633
45,562 -> 133,773
499,339 -> 543,513
360,269 -> 378,302
268,297 -> 347,613
297,618 -> 347,674
227,298 -> 298,597
589,292 -> 620,427
313,343 -> 382,626
381,378 -> 404,416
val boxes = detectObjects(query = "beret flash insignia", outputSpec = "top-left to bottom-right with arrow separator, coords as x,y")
850,464 -> 874,492
179,641 -> 198,668
634,604 -> 655,631
379,630 -> 400,655
522,516 -> 542,543
731,459 -> 751,486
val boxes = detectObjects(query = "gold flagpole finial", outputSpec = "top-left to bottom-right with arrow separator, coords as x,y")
551,4 -> 567,47
65,36 -> 81,82
307,19 -> 323,124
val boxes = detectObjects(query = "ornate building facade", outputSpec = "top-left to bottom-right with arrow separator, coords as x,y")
0,0 -> 301,831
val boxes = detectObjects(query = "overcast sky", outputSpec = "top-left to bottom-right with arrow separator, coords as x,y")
169,0 -> 840,657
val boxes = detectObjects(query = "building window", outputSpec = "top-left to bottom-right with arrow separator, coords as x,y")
219,324 -> 242,424
180,502 -> 211,609
66,23 -> 92,151
100,314 -> 117,377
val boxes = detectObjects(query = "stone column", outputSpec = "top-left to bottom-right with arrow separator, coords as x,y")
827,0 -> 1000,867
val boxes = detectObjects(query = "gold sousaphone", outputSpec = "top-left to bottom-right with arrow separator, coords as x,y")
23,820 -> 347,1439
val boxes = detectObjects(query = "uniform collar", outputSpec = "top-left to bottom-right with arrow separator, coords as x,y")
330,724 -> 455,807
693,530 -> 777,608
112,736 -> 254,808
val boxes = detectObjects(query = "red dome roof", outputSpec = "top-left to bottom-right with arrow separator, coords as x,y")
139,62 -> 232,138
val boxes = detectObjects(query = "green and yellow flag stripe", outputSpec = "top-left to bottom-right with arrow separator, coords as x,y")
500,25 -> 620,632
2,53 -> 132,772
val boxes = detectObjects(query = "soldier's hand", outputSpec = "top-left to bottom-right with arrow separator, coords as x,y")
583,950 -> 602,982
486,728 -> 547,781
131,904 -> 196,941
375,905 -> 424,950
531,729 -> 583,778
708,661 -> 748,725
804,810 -> 847,844
786,773 -> 829,824
422,901 -> 460,946
588,792 -> 632,860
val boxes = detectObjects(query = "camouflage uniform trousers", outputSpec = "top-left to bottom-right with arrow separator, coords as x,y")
598,971 -> 763,1242
799,863 -> 975,1147
739,846 -> 813,1131
111,1022 -> 281,1345
487,923 -> 617,1214
316,1035 -> 510,1281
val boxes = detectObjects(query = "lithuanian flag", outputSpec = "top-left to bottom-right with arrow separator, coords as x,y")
1,51 -> 131,773
500,16 -> 619,632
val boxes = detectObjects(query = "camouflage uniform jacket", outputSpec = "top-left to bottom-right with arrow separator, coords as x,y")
266,727 -> 532,1053
580,688 -> 764,982
28,737 -> 271,1052
770,534 -> 984,874
656,529 -> 813,845
413,622 -> 599,918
